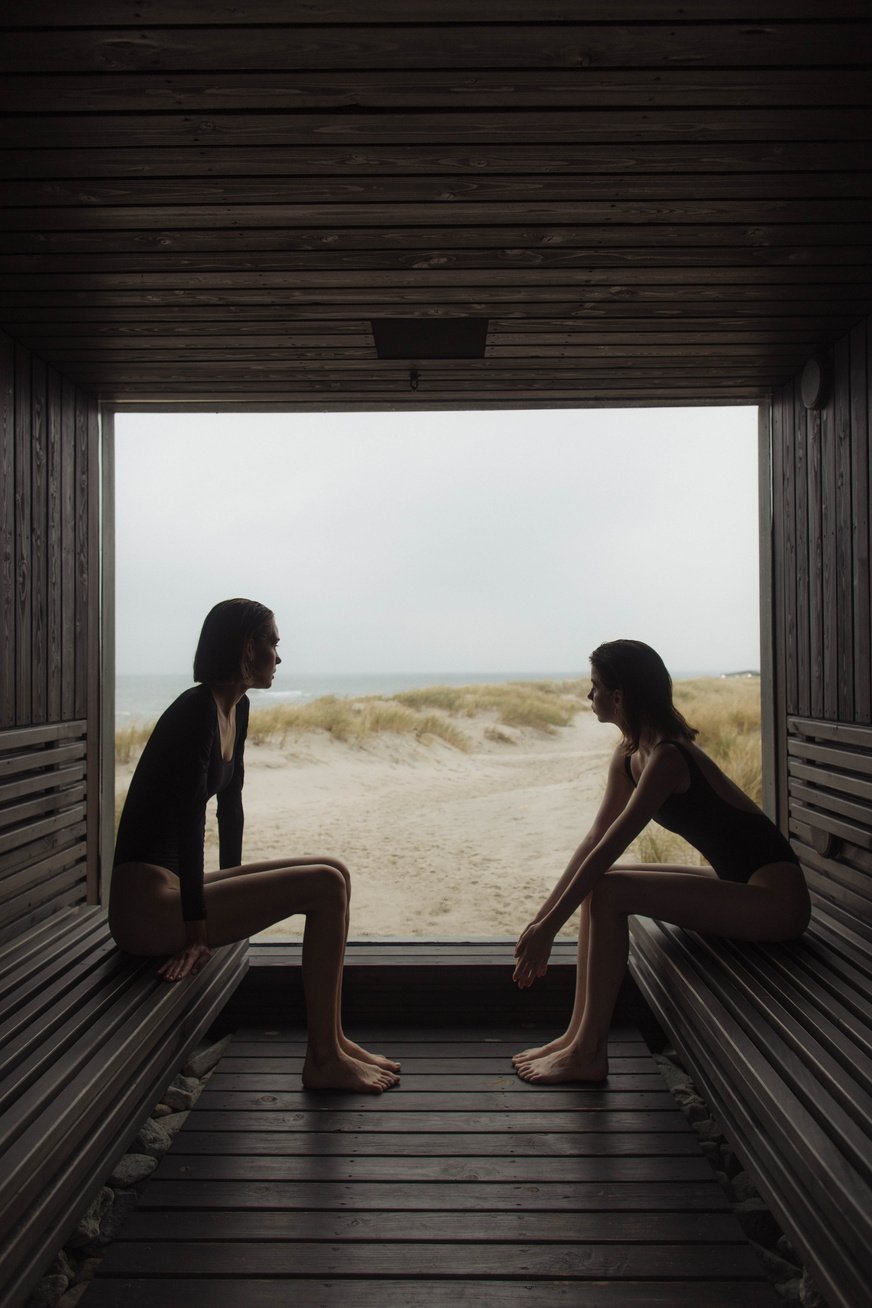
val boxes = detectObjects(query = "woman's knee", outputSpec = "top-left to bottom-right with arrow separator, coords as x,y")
588,870 -> 627,918
309,863 -> 349,910
326,858 -> 352,898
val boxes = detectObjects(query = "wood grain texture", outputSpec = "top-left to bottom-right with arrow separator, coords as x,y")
87,1024 -> 777,1306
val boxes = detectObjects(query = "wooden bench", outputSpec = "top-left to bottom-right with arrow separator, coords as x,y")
629,717 -> 872,1308
0,724 -> 249,1308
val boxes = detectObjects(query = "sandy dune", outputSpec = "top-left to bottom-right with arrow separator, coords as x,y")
231,709 -> 614,940
116,706 -> 617,940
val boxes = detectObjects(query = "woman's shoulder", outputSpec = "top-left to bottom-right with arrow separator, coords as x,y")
151,684 -> 216,735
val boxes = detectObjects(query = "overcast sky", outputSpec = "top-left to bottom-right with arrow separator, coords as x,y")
114,406 -> 761,678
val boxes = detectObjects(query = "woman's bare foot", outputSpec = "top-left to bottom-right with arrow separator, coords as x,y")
515,1045 -> 608,1085
340,1034 -> 401,1072
511,1033 -> 574,1066
302,1049 -> 399,1094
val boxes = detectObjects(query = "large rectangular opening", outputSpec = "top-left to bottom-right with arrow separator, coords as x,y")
110,405 -> 762,941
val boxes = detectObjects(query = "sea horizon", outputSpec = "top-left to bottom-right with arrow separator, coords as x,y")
115,667 -> 745,723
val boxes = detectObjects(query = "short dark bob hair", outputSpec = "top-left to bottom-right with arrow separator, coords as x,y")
589,638 -> 696,754
193,598 -> 274,684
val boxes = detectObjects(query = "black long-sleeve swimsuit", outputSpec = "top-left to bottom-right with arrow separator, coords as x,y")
113,684 -> 249,921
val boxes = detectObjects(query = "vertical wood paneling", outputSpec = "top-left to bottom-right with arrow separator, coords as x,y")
86,395 -> 100,903
0,331 -> 100,921
781,387 -> 798,717
0,335 -> 13,729
820,368 -> 839,719
46,368 -> 62,721
60,376 -> 76,722
793,380 -> 810,717
806,406 -> 823,719
14,346 -> 31,726
860,321 -> 872,724
73,391 -> 89,720
30,356 -> 48,725
833,334 -> 854,721
770,311 -> 872,848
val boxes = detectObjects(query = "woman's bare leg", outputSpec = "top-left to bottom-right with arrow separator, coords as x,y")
111,860 -> 398,1093
512,899 -> 592,1065
513,863 -> 713,1067
516,861 -> 809,1084
206,857 -> 399,1072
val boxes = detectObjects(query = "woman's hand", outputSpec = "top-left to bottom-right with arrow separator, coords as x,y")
157,920 -> 212,983
513,919 -> 556,989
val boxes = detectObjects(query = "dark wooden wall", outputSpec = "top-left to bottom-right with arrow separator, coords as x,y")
0,330 -> 100,938
770,313 -> 872,937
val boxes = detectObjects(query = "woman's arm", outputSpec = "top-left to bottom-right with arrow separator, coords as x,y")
217,695 -> 247,868
513,745 -> 687,987
528,746 -> 634,924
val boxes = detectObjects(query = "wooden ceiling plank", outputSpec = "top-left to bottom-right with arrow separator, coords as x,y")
4,69 -> 872,115
1,143 -> 869,180
6,3 -> 872,27
6,180 -> 872,211
4,109 -> 871,150
3,199 -> 871,232
1,24 -> 869,75
4,245 -> 870,279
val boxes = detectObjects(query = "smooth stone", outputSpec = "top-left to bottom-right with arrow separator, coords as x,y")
729,1170 -> 760,1202
163,1074 -> 201,1111
182,1034 -> 231,1078
67,1188 -> 113,1249
735,1199 -> 783,1249
799,1269 -> 828,1307
750,1241 -> 803,1282
100,1189 -> 139,1243
109,1153 -> 157,1187
160,1109 -> 191,1139
26,1274 -> 69,1308
132,1116 -> 173,1157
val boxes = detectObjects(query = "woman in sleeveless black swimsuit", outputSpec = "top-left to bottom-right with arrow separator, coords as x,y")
110,599 -> 399,1094
512,639 -> 810,1085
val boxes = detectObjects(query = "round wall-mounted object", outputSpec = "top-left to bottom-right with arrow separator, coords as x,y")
801,356 -> 827,410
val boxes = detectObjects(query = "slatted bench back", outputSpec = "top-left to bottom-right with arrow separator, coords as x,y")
787,717 -> 872,943
0,722 -> 90,944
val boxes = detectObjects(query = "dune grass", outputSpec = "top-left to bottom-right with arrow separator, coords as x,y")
392,679 -> 589,732
246,694 -> 472,752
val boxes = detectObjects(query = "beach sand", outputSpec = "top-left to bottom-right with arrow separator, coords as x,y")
116,706 -> 617,941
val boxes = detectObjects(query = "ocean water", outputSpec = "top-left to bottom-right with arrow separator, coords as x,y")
115,667 -> 730,724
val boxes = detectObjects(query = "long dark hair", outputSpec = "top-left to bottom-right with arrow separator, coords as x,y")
193,598 -> 274,684
590,638 -> 696,754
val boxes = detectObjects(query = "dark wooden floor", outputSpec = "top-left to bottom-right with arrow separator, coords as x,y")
82,1023 -> 778,1307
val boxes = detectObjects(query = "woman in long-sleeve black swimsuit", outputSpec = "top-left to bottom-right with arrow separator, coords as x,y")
114,684 -> 248,925
109,598 -> 399,1094
512,639 -> 810,1085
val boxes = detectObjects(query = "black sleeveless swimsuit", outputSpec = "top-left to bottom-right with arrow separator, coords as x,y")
624,740 -> 799,883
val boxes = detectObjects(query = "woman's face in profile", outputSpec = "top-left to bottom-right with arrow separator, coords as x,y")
588,669 -> 620,725
247,620 -> 282,689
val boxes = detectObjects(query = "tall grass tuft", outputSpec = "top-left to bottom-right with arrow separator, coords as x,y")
247,695 -> 472,752
115,722 -> 153,764
394,679 -> 589,732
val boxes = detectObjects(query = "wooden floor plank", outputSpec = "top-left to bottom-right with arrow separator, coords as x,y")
207,1072 -> 667,1092
98,1240 -> 765,1279
81,1277 -> 783,1308
135,1179 -> 731,1213
218,1054 -> 654,1073
197,1091 -> 675,1112
180,1109 -> 695,1134
153,1154 -> 714,1182
173,1130 -> 702,1157
83,1024 -> 777,1306
118,1209 -> 747,1243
